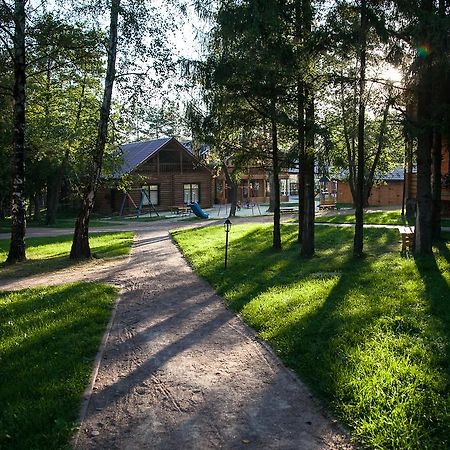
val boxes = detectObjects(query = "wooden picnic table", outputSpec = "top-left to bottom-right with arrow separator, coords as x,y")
398,226 -> 415,252
170,205 -> 191,215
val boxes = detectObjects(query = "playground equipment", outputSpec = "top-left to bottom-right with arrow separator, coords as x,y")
190,202 -> 209,218
119,188 -> 160,218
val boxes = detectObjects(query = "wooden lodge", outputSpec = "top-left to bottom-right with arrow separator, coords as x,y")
95,137 -> 213,214
336,168 -> 405,207
215,166 -> 290,205
406,139 -> 450,216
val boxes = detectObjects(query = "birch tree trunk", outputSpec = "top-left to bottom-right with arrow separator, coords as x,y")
70,0 -> 120,259
7,0 -> 27,264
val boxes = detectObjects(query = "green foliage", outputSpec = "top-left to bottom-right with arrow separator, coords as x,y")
0,282 -> 117,449
173,224 -> 450,449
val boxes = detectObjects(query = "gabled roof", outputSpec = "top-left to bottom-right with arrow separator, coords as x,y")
116,137 -> 192,176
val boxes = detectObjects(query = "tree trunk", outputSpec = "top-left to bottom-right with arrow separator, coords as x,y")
300,0 -> 314,256
7,0 -> 27,264
295,0 -> 305,243
222,162 -> 237,217
271,108 -> 281,250
364,96 -> 390,204
297,85 -> 305,243
301,87 -> 315,257
33,192 -> 42,222
70,0 -> 120,259
414,0 -> 434,255
431,130 -> 442,239
353,0 -> 367,258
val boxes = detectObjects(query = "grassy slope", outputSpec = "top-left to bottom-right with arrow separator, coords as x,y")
0,232 -> 134,279
173,224 -> 450,450
0,283 -> 117,449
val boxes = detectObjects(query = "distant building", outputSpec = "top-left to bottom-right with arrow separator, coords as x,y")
336,168 -> 405,206
95,137 -> 213,213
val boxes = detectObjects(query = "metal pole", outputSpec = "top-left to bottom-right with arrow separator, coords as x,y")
224,230 -> 229,269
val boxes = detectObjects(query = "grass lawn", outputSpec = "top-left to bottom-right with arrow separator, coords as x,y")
0,282 -> 117,449
316,209 -> 450,227
0,232 -> 134,279
0,211 -> 121,233
173,224 -> 450,449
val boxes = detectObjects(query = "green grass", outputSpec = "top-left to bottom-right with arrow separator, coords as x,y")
172,224 -> 450,449
315,209 -> 450,227
0,282 -> 117,449
0,232 -> 134,279
0,212 -> 119,233
316,209 -> 412,225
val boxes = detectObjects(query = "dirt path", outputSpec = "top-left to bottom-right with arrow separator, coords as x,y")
69,222 -> 352,450
1,218 -> 353,448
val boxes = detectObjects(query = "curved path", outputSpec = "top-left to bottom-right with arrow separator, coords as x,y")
2,218 -> 353,449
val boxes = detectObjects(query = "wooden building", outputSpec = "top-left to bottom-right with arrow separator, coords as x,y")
96,137 -> 213,213
406,139 -> 450,216
336,168 -> 405,207
215,166 -> 291,205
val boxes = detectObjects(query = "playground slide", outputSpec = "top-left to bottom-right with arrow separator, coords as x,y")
190,202 -> 209,219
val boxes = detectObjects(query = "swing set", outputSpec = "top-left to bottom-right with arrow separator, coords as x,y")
119,188 -> 160,218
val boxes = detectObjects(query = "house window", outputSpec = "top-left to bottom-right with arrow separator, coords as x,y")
184,183 -> 200,204
142,184 -> 159,206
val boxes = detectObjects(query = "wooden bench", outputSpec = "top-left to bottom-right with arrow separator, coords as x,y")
280,207 -> 297,214
318,203 -> 336,210
398,226 -> 415,253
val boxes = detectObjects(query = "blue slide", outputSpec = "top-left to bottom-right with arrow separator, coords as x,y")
190,202 -> 209,219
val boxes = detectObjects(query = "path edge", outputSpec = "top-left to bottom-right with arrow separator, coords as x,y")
71,245 -> 134,448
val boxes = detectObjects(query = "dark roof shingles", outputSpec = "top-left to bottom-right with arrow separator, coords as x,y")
117,137 -> 172,176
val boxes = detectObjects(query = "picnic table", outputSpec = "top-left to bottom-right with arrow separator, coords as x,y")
398,225 -> 415,253
170,205 -> 191,215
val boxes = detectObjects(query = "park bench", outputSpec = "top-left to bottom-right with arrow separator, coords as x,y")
280,207 -> 297,214
398,226 -> 415,253
318,202 -> 336,211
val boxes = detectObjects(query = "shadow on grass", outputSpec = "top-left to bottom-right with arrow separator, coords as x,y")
0,233 -> 133,280
0,283 -> 116,450
175,223 -> 450,449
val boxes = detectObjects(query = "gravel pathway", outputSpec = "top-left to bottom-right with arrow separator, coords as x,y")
71,222 -> 352,450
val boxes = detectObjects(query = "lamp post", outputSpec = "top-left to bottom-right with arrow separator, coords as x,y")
223,218 -> 232,269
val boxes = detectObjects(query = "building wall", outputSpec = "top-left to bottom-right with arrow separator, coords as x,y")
407,173 -> 450,216
216,167 -> 290,204
95,144 -> 212,213
337,181 -> 404,206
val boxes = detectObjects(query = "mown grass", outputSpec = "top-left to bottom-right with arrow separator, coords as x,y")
172,224 -> 450,449
0,282 -> 117,449
0,232 -> 134,279
316,209 -> 450,227
0,210 -> 121,232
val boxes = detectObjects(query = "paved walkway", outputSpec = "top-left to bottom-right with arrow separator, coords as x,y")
62,220 -> 352,449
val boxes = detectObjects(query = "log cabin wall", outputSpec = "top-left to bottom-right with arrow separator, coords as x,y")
215,166 -> 290,204
337,180 -> 404,206
95,140 -> 212,213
